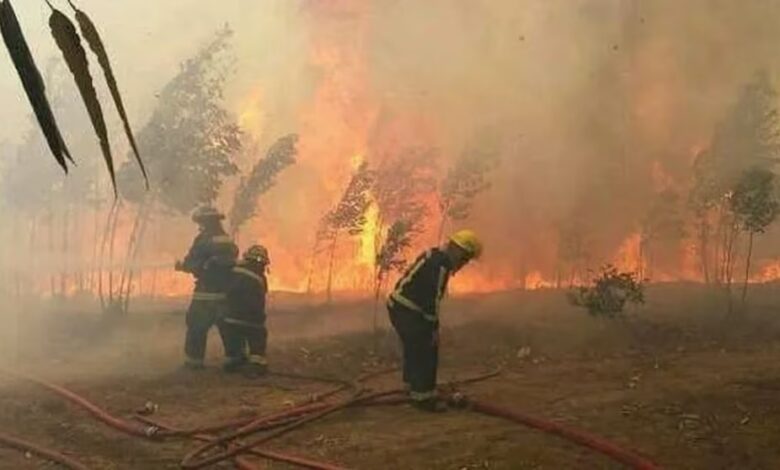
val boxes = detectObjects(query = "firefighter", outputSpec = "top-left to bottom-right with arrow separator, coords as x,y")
222,245 -> 270,375
387,229 -> 482,412
175,206 -> 238,369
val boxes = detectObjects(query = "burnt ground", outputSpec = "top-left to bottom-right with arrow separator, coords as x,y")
1,284 -> 780,469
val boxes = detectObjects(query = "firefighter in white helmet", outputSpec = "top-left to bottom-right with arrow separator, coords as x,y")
175,206 -> 238,369
387,229 -> 482,412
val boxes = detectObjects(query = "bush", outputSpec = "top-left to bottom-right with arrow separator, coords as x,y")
567,265 -> 645,318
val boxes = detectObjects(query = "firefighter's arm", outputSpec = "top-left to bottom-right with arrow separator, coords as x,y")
419,260 -> 445,320
178,237 -> 204,274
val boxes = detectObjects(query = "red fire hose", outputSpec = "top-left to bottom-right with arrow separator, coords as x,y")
0,431 -> 89,470
462,398 -> 661,470
1,368 -> 349,469
3,367 -> 662,470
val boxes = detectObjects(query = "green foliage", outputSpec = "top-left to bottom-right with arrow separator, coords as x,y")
439,137 -> 500,222
568,265 -> 645,318
117,26 -> 241,213
730,167 -> 779,234
229,134 -> 298,235
321,162 -> 375,236
691,72 -> 779,211
373,146 -> 438,229
375,219 -> 414,281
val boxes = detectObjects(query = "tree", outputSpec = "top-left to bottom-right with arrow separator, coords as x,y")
371,219 -> 416,337
228,134 -> 298,238
317,162 -> 375,302
730,167 -> 779,307
113,26 -> 241,313
373,146 -> 438,251
690,71 -> 780,287
437,136 -> 500,242
639,189 -> 685,279
556,218 -> 591,288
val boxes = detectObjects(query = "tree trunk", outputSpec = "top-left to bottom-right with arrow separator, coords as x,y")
119,199 -> 153,314
48,206 -> 56,297
325,233 -> 339,304
436,212 -> 448,246
698,217 -> 710,284
121,207 -> 151,314
305,238 -> 319,294
741,231 -> 754,308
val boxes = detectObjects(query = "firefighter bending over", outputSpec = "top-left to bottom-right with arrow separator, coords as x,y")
387,229 -> 482,412
222,244 -> 271,375
175,206 -> 238,369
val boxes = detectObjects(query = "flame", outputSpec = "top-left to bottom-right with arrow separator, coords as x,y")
358,202 -> 380,266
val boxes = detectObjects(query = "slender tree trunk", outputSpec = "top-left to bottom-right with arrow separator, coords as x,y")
98,202 -> 119,311
60,204 -> 69,297
436,212 -> 448,246
305,239 -> 319,294
698,216 -> 710,284
107,202 -> 123,309
48,206 -> 56,297
325,233 -> 339,304
122,206 -> 151,314
741,231 -> 754,308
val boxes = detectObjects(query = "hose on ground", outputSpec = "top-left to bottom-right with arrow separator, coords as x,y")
136,414 -> 347,470
462,397 -> 661,470
180,370 -> 500,469
1,367 -> 350,470
2,369 -> 158,438
0,431 -> 89,470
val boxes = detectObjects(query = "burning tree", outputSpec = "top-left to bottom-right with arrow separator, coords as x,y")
316,162 -> 375,302
730,167 -> 779,307
556,218 -> 592,288
690,71 -> 780,288
371,219 -> 416,334
228,134 -> 298,239
112,26 -> 241,313
639,189 -> 685,280
373,146 -> 438,250
567,265 -> 645,318
437,137 -> 500,242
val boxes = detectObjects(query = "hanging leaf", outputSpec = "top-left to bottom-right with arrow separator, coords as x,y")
48,2 -> 116,194
68,0 -> 148,189
0,0 -> 71,171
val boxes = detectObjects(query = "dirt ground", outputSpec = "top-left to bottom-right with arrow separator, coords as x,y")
2,284 -> 780,469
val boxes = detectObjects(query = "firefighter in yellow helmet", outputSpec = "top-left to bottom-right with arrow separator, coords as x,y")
387,229 -> 482,412
175,206 -> 238,369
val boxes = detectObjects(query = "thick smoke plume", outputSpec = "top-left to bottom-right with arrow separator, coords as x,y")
1,0 -> 780,300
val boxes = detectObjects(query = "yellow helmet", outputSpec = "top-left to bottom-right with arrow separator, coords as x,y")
449,229 -> 483,259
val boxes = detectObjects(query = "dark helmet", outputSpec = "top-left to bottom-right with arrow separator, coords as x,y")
191,206 -> 225,223
243,245 -> 270,265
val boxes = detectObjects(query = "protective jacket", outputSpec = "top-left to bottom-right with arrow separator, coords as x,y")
225,260 -> 268,326
180,228 -> 238,296
388,248 -> 453,324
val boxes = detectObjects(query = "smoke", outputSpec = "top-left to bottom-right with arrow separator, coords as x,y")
1,0 -> 780,298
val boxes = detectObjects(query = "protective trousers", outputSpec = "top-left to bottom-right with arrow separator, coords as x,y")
220,319 -> 268,363
388,303 -> 438,401
184,298 -> 228,366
